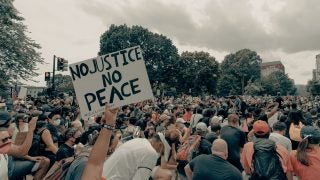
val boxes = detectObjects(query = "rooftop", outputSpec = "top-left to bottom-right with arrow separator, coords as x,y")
261,61 -> 283,67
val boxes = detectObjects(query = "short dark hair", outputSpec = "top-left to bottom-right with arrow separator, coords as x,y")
272,121 -> 287,131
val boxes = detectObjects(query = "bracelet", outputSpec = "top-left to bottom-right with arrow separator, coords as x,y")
102,124 -> 115,131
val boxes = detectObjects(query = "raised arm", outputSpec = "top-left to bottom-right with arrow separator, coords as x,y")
81,105 -> 118,180
8,117 -> 37,157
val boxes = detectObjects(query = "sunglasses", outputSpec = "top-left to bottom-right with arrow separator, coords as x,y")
0,136 -> 12,144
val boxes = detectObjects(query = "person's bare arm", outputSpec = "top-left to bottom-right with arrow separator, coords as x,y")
180,127 -> 191,143
81,105 -> 118,180
42,129 -> 58,154
8,117 -> 37,157
184,164 -> 193,180
267,102 -> 279,119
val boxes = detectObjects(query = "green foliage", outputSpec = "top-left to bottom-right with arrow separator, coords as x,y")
0,0 -> 43,90
219,49 -> 262,96
48,74 -> 74,92
99,24 -> 179,88
307,80 -> 320,96
259,71 -> 296,96
178,51 -> 219,95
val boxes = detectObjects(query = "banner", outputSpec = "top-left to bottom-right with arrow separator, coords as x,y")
69,46 -> 153,119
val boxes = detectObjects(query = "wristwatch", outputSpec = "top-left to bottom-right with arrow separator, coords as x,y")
102,124 -> 115,131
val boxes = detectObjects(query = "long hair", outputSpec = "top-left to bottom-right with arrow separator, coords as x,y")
296,137 -> 310,166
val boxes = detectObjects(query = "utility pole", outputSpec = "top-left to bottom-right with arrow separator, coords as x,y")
52,55 -> 56,96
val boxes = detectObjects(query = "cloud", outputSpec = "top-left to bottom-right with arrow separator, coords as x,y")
77,0 -> 320,53
13,0 -> 320,86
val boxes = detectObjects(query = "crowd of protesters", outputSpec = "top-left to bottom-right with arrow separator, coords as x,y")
0,93 -> 320,180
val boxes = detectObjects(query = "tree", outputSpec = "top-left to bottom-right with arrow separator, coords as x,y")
47,74 -> 74,92
99,24 -> 179,89
0,0 -> 43,91
178,51 -> 219,95
307,80 -> 320,96
218,49 -> 262,96
260,71 -> 296,96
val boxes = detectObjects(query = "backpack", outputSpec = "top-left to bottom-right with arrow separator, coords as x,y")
176,135 -> 195,162
250,139 -> 287,180
289,122 -> 304,142
28,129 -> 46,157
44,151 -> 90,180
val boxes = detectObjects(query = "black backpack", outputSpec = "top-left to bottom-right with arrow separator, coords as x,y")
250,139 -> 287,180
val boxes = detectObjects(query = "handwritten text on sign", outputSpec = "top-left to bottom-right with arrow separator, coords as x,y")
69,46 -> 153,119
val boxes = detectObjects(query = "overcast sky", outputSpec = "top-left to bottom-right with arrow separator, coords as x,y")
14,0 -> 320,86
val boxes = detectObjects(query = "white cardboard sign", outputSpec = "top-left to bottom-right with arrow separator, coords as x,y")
69,46 -> 153,119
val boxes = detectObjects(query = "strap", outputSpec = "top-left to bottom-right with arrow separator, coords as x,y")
138,166 -> 152,171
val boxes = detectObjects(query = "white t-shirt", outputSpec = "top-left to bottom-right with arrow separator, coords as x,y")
0,154 -> 8,180
102,138 -> 158,180
269,132 -> 292,152
190,114 -> 203,128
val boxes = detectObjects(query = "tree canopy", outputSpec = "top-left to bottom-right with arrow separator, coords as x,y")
218,49 -> 262,96
178,51 -> 219,95
99,24 -> 179,88
0,0 -> 43,90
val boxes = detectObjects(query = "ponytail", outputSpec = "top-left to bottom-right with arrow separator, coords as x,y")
296,137 -> 310,166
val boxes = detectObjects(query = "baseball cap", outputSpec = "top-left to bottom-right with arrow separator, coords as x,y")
253,120 -> 270,135
196,122 -> 207,132
300,126 -> 320,140
0,111 -> 11,126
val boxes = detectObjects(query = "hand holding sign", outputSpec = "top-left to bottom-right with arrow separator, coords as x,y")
69,46 -> 153,119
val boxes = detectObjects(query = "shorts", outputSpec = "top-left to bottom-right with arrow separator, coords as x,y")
8,157 -> 36,179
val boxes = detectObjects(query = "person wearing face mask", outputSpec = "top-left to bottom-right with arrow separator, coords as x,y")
38,113 -> 59,168
56,127 -> 82,161
0,111 -> 37,180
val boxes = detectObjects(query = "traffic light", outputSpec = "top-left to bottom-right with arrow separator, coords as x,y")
45,72 -> 50,81
57,57 -> 68,71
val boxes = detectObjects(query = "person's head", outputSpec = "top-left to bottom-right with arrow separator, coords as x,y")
64,127 -> 82,145
48,112 -> 62,127
210,116 -> 221,134
290,111 -> 303,125
129,117 -> 138,125
279,115 -> 287,122
0,111 -> 13,154
272,121 -> 287,135
253,120 -> 270,138
15,113 -> 28,127
195,122 -> 208,137
227,114 -> 239,127
291,103 -> 297,110
0,111 -> 12,130
150,133 -> 171,161
297,126 -> 320,166
211,139 -> 228,160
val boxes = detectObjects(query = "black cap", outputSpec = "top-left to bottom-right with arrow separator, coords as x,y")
0,111 -> 11,126
301,126 -> 320,140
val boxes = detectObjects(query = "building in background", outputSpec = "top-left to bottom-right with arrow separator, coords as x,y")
315,54 -> 320,81
261,61 -> 285,77
18,86 -> 46,99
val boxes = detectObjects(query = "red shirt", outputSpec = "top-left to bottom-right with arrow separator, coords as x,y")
290,147 -> 320,180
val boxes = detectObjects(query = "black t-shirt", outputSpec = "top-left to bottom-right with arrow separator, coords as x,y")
189,154 -> 242,180
56,143 -> 75,161
221,125 -> 246,162
205,132 -> 218,144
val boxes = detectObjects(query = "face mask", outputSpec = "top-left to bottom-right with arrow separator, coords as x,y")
74,137 -> 81,144
53,119 -> 61,126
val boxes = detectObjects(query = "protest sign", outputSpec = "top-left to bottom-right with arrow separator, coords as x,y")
69,46 -> 154,119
